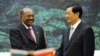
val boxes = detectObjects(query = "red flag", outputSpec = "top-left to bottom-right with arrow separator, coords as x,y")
32,48 -> 55,56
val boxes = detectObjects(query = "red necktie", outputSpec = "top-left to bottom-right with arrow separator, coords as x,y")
27,28 -> 35,41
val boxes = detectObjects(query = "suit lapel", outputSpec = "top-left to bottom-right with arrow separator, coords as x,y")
65,22 -> 82,49
32,25 -> 39,44
19,23 -> 36,44
64,27 -> 70,46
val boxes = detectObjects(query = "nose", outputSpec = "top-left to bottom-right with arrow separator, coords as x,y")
65,14 -> 68,18
30,15 -> 34,19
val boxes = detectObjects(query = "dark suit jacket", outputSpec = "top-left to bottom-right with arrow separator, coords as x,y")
9,23 -> 46,50
56,21 -> 95,56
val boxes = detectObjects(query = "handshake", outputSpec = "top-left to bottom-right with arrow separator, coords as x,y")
10,48 -> 55,56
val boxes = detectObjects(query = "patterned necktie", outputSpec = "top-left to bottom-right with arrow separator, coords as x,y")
27,28 -> 36,42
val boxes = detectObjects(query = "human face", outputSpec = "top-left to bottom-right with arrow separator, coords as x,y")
21,8 -> 34,27
65,7 -> 79,25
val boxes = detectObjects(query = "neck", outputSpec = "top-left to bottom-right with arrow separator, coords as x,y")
70,18 -> 80,26
22,22 -> 31,28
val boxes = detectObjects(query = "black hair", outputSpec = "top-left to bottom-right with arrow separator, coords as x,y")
67,4 -> 83,18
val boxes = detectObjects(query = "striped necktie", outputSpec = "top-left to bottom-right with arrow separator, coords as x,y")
27,28 -> 36,42
69,27 -> 74,40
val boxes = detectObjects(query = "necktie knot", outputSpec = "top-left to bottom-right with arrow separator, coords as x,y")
71,26 -> 74,29
27,28 -> 31,31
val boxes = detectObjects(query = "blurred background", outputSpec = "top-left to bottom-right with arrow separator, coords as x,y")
0,0 -> 100,51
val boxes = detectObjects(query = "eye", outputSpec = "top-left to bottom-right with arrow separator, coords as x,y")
27,15 -> 34,17
30,15 -> 34,17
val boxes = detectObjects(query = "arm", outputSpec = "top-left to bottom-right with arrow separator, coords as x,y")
56,31 -> 64,56
9,29 -> 29,50
39,27 -> 47,49
55,42 -> 63,56
83,27 -> 95,56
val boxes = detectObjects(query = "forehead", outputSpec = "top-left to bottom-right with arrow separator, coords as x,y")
22,8 -> 34,14
65,7 -> 73,13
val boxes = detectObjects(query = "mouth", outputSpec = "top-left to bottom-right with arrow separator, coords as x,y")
26,20 -> 33,25
65,18 -> 70,22
28,19 -> 34,23
27,21 -> 33,26
28,20 -> 33,23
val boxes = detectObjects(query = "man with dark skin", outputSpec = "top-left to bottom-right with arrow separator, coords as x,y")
9,7 -> 46,50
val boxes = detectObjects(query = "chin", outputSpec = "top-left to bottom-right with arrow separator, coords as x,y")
67,20 -> 70,23
29,24 -> 32,26
67,21 -> 72,25
26,23 -> 32,27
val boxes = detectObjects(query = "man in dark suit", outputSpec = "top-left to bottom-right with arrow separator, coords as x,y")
9,7 -> 46,50
56,4 -> 95,56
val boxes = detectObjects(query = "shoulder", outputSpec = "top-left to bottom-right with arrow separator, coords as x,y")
82,22 -> 92,29
9,27 -> 19,34
33,25 -> 40,27
9,24 -> 21,32
32,25 -> 43,29
80,22 -> 93,32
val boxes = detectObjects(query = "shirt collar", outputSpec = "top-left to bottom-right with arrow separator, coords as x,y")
70,19 -> 81,29
22,22 -> 32,29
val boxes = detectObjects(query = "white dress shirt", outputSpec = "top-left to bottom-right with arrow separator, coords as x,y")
69,19 -> 81,40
